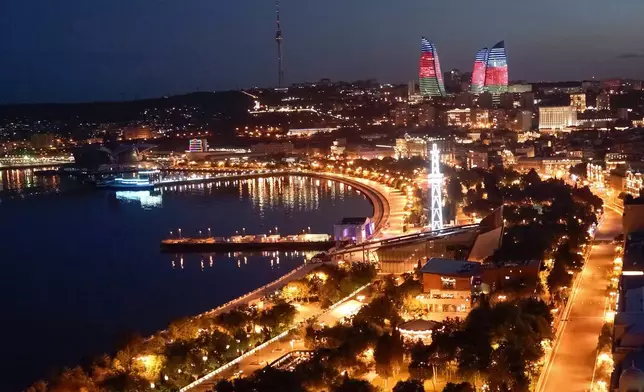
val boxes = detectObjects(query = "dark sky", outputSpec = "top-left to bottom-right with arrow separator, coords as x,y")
2,0 -> 644,103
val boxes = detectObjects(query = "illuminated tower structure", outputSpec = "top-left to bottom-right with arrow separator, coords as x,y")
470,47 -> 489,94
275,0 -> 284,88
429,143 -> 444,231
419,38 -> 446,98
483,41 -> 509,101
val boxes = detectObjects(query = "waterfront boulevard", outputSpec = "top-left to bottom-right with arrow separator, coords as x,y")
538,205 -> 622,392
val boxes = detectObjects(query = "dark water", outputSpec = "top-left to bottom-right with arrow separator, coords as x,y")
0,171 -> 373,391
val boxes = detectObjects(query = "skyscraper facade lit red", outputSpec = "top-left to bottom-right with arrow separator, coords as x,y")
470,47 -> 489,94
483,40 -> 509,97
419,38 -> 446,98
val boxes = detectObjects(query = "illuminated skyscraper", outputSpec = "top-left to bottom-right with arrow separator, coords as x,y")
419,38 -> 446,98
470,47 -> 488,94
484,41 -> 509,97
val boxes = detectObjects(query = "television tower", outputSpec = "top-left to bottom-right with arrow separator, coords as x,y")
429,143 -> 444,231
275,0 -> 284,88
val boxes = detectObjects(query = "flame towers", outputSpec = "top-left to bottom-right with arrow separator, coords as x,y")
470,47 -> 489,94
419,38 -> 446,98
483,41 -> 508,96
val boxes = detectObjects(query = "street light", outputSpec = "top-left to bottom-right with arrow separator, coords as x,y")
178,228 -> 182,239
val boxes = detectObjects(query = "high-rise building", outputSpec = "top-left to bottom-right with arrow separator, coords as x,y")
419,38 -> 446,98
189,138 -> 208,153
483,41 -> 509,99
417,104 -> 436,126
444,69 -> 462,93
538,106 -> 577,131
470,47 -> 489,94
597,91 -> 611,111
569,93 -> 587,112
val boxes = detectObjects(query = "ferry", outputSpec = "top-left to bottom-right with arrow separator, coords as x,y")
96,170 -> 159,189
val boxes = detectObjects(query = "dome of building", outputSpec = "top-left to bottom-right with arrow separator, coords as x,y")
619,363 -> 644,392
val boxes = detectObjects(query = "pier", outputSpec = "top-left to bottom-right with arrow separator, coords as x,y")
160,233 -> 334,253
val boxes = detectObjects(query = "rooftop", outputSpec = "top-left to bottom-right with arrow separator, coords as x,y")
420,258 -> 481,277
624,231 -> 644,272
620,275 -> 644,312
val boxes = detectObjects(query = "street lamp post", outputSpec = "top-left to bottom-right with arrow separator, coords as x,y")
178,228 -> 182,239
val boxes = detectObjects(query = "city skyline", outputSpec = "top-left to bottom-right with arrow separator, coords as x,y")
2,0 -> 644,103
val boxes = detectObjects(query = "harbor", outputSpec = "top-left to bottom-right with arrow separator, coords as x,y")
160,233 -> 334,253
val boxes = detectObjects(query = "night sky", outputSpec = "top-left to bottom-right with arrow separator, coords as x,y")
2,0 -> 644,103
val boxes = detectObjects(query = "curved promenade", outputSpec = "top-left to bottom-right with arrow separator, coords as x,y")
165,169 -> 404,323
156,169 -> 397,234
155,169 -> 406,391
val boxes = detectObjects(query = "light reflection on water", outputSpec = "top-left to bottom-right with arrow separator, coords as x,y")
0,171 -> 373,391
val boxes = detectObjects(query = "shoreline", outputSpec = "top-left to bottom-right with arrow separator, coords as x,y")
177,170 -> 394,321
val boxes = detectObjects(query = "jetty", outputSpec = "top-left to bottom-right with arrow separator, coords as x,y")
160,233 -> 334,253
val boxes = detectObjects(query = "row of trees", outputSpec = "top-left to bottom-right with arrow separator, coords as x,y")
280,262 -> 376,308
27,263 -> 378,392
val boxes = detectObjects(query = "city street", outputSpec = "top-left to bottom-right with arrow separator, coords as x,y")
540,208 -> 622,392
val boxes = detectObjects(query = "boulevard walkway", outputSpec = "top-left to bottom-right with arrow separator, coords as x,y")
539,208 -> 622,392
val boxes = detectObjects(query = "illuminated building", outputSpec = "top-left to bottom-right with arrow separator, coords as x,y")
188,138 -> 208,153
467,150 -> 488,169
417,104 -> 436,126
123,127 -> 154,141
447,108 -> 472,127
570,93 -> 587,112
446,108 -> 490,128
538,106 -> 578,131
470,47 -> 488,94
419,258 -> 480,314
508,84 -> 532,93
333,217 -> 373,243
394,135 -> 428,159
419,38 -> 446,98
483,41 -> 509,99
30,133 -> 56,149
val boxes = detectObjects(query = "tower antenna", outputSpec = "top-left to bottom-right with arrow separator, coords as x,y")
275,1 -> 284,88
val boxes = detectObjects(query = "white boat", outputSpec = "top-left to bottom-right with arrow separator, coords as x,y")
100,177 -> 154,189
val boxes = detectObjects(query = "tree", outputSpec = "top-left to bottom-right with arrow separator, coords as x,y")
374,332 -> 405,388
258,303 -> 297,335
598,323 -> 613,352
521,169 -> 542,188
332,374 -> 375,392
442,382 -> 475,392
281,280 -> 311,302
167,317 -> 200,341
49,367 -> 99,392
393,379 -> 425,392
25,380 -> 48,392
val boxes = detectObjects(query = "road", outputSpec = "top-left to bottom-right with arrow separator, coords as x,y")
539,207 -> 622,392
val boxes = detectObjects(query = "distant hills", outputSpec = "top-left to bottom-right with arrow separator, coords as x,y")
0,91 -> 253,124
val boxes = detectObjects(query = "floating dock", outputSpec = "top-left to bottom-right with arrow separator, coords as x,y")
160,233 -> 334,253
